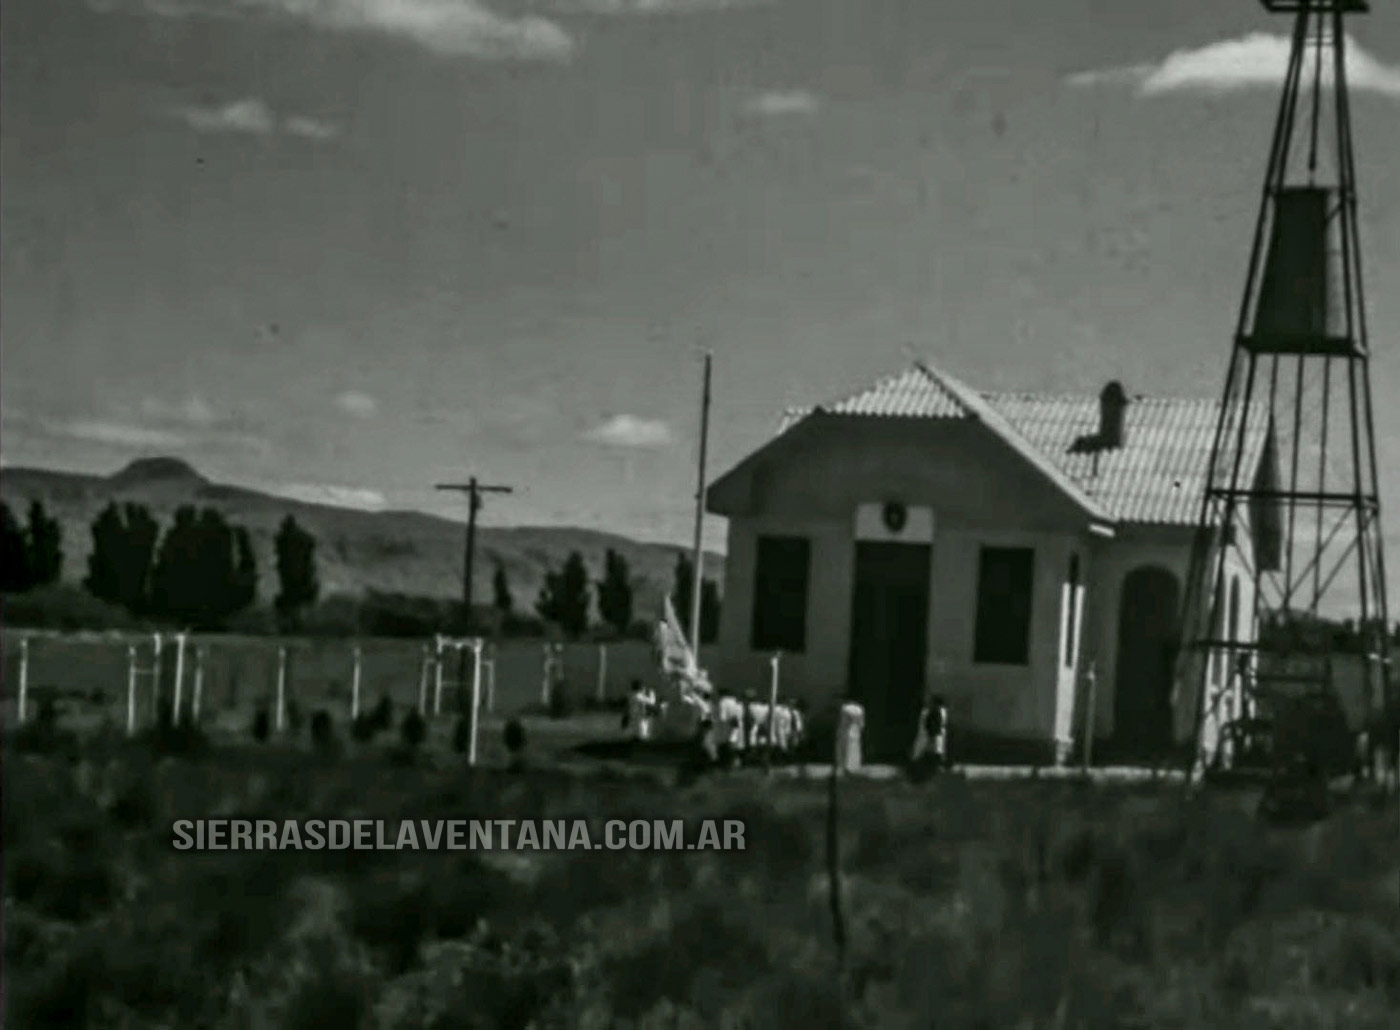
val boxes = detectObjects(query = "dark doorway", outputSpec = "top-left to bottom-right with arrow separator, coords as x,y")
847,541 -> 933,763
1113,566 -> 1181,756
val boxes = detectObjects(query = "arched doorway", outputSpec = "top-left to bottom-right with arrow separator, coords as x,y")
1113,566 -> 1181,754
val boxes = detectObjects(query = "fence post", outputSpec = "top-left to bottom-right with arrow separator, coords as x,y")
767,652 -> 781,772
596,643 -> 608,704
275,646 -> 287,734
17,635 -> 31,724
172,632 -> 188,724
433,638 -> 447,717
151,633 -> 163,718
1081,662 -> 1098,772
417,647 -> 431,716
540,644 -> 552,707
191,646 -> 206,723
351,644 -> 363,721
485,648 -> 496,712
126,644 -> 138,736
468,639 -> 483,766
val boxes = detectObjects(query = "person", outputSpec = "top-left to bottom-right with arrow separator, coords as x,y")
836,700 -> 865,773
927,693 -> 950,770
622,679 -> 656,743
715,688 -> 747,768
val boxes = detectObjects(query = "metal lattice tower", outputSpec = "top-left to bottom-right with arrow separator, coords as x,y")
1178,0 -> 1392,777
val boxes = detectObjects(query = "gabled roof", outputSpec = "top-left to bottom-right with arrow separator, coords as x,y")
769,360 -> 1273,527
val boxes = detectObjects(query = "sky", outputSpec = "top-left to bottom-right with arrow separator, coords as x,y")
2,0 -> 1399,584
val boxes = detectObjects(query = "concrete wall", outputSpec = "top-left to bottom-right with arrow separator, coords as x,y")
713,417 -> 1097,745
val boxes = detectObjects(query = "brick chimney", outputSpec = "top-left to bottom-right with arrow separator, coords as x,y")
1098,381 -> 1128,449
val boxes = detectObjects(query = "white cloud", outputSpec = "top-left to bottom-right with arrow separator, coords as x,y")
1067,32 -> 1400,99
272,481 -> 387,510
175,98 -> 277,134
139,395 -> 219,426
171,98 -> 342,140
52,420 -> 192,449
739,89 -> 821,118
336,390 -> 379,417
582,414 -> 674,449
112,1 -> 575,61
552,0 -> 767,12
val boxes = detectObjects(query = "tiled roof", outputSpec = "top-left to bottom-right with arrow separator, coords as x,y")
773,362 -> 1272,527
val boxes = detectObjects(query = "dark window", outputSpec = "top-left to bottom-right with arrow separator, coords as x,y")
1063,553 -> 1081,668
974,547 -> 1035,665
750,536 -> 811,652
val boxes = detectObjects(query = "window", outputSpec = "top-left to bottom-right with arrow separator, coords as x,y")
1063,553 -> 1081,668
750,536 -> 811,652
973,546 -> 1035,665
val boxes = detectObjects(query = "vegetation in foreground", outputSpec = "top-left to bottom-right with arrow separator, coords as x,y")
5,733 -> 1399,1029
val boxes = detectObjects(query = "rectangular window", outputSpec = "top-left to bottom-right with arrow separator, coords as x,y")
750,536 -> 811,652
973,546 -> 1035,665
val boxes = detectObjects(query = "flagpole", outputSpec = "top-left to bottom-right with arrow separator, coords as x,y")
688,351 -> 713,652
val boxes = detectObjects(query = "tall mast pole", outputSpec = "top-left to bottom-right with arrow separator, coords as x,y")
688,351 -> 713,650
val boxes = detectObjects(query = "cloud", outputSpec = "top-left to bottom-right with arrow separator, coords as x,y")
171,98 -> 341,140
48,420 -> 193,449
1067,32 -> 1400,98
552,0 -> 767,12
739,89 -> 821,118
109,1 -> 576,61
336,390 -> 379,417
271,481 -> 387,510
139,395 -> 219,427
582,414 -> 674,449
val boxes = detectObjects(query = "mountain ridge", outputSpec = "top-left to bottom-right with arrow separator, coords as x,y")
0,458 -> 725,616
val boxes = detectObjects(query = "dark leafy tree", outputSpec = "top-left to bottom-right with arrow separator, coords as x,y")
274,516 -> 318,628
24,501 -> 63,587
535,551 -> 591,638
148,506 -> 256,629
85,502 -> 159,612
596,548 -> 634,637
493,561 -> 514,617
231,526 -> 259,613
0,501 -> 32,592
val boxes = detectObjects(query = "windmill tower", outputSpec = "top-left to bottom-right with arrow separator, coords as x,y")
1177,0 -> 1392,778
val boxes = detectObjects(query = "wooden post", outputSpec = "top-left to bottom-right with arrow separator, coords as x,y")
150,633 -> 163,717
126,644 -> 138,735
192,647 -> 206,722
17,635 -> 31,724
433,638 -> 447,716
767,651 -> 781,771
351,644 -> 363,720
172,632 -> 188,724
1081,662 -> 1098,771
596,643 -> 608,705
417,647 -> 431,715
485,651 -> 496,712
468,639 -> 483,766
275,646 -> 287,733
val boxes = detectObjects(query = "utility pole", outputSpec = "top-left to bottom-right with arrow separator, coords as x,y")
689,351 -> 713,652
435,477 -> 514,635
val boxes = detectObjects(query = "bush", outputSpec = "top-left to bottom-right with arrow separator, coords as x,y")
0,584 -> 138,631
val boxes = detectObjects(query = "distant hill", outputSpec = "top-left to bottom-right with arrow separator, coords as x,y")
0,458 -> 725,617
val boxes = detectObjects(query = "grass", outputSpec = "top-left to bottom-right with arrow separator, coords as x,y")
5,722 -> 1399,1029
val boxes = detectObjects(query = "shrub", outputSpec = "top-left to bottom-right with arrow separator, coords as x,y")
0,583 -> 139,631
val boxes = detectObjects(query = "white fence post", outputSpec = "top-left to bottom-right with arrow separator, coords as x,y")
172,632 -> 188,723
433,637 -> 447,717
150,633 -> 163,717
1081,662 -> 1098,771
596,643 -> 608,704
192,646 -> 206,722
468,639 -> 483,766
17,635 -> 31,724
767,652 -> 781,769
126,644 -> 138,735
417,647 -> 431,716
540,644 -> 553,706
275,646 -> 287,733
351,644 -> 363,721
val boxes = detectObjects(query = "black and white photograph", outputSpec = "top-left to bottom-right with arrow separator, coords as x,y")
3,0 -> 1399,1026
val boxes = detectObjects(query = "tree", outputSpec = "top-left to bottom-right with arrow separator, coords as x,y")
535,551 -> 591,638
85,502 -> 159,612
149,506 -> 255,629
25,501 -> 63,587
274,516 -> 317,627
493,561 -> 514,617
0,501 -> 32,592
596,548 -> 633,636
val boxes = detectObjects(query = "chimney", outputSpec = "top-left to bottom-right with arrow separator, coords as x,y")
1098,381 -> 1128,450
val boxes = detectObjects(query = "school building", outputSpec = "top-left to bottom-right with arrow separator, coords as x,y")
705,359 -> 1277,764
